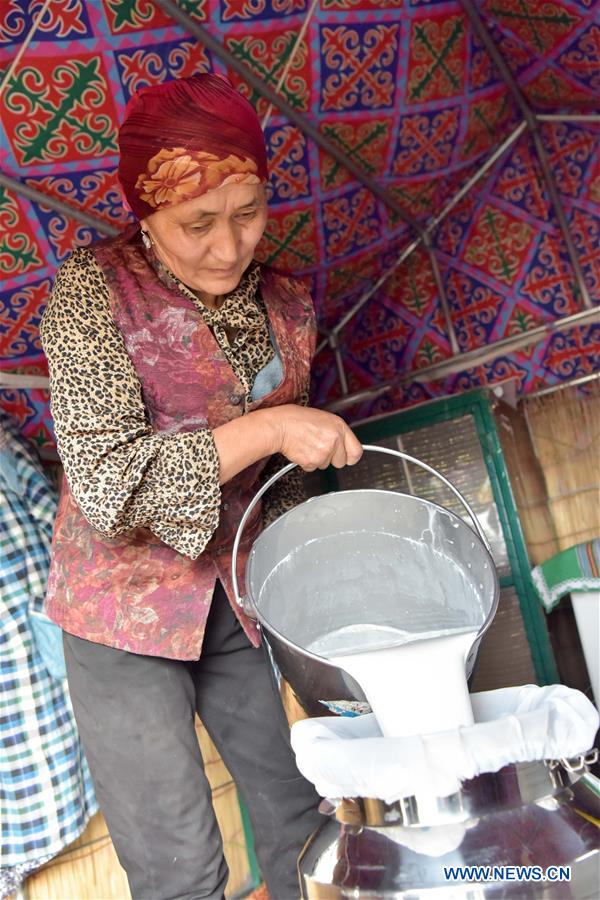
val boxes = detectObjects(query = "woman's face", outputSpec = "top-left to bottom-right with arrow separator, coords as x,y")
141,181 -> 268,303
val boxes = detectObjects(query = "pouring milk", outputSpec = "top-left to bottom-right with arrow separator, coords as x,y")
254,520 -> 490,739
308,623 -> 478,737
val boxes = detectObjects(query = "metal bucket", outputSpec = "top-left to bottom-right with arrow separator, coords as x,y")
232,445 -> 500,722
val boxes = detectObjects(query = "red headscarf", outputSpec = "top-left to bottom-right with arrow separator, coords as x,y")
118,74 -> 269,220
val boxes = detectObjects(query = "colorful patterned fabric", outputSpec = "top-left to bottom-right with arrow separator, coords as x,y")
42,231 -> 315,660
118,73 -> 269,219
0,0 -> 598,443
0,413 -> 97,896
532,539 -> 600,612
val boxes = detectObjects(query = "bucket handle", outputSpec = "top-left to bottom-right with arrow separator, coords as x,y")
232,444 -> 491,610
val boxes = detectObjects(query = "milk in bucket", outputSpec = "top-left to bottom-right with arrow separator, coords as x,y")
257,521 -> 484,737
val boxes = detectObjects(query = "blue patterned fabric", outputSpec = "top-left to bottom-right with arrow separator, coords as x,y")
251,327 -> 284,402
0,413 -> 97,898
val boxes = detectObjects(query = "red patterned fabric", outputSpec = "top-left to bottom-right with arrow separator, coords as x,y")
1,1 -> 599,442
118,73 -> 269,219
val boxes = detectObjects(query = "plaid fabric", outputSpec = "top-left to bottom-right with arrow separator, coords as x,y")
0,414 -> 97,897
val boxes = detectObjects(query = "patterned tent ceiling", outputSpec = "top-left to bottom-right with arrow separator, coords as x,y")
1,0 -> 598,450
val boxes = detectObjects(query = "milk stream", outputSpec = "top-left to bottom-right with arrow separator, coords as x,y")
308,623 -> 478,737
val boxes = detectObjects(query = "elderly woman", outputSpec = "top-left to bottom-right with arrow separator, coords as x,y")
40,74 -> 362,900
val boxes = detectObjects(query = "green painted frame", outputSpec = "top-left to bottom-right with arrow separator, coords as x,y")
335,389 -> 559,685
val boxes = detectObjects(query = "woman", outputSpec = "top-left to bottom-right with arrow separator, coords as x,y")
40,74 -> 362,900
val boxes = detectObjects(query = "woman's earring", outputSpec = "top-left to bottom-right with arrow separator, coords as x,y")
141,230 -> 152,251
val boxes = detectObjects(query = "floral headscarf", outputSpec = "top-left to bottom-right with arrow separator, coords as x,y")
118,74 -> 269,220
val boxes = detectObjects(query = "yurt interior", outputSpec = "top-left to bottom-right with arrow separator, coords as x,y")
1,1 -> 599,898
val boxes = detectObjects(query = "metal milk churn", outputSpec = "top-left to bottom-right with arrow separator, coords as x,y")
232,446 -> 600,898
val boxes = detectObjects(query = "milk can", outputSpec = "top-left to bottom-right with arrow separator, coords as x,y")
297,757 -> 600,898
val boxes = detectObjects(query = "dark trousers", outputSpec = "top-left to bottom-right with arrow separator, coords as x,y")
63,583 -> 322,900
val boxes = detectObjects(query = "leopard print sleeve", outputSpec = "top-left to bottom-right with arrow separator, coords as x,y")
259,386 -> 311,528
40,249 -> 221,560
258,453 -> 307,528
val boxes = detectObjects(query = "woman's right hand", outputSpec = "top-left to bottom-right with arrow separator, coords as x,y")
265,404 -> 363,471
213,404 -> 362,484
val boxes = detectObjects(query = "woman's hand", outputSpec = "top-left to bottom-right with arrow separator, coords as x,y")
213,405 -> 362,484
266,404 -> 363,471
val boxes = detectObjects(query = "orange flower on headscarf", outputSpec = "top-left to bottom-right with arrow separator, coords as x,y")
135,149 -> 202,207
135,147 -> 260,210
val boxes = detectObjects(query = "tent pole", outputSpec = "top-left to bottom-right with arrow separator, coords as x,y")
260,0 -> 319,131
329,334 -> 349,396
0,171 -> 119,237
537,115 -> 600,123
459,0 -> 593,311
0,0 -> 52,98
424,233 -> 459,355
527,372 -> 599,400
0,373 -> 50,389
528,127 -> 593,308
324,306 -> 600,413
425,123 -> 527,234
319,237 -> 421,352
